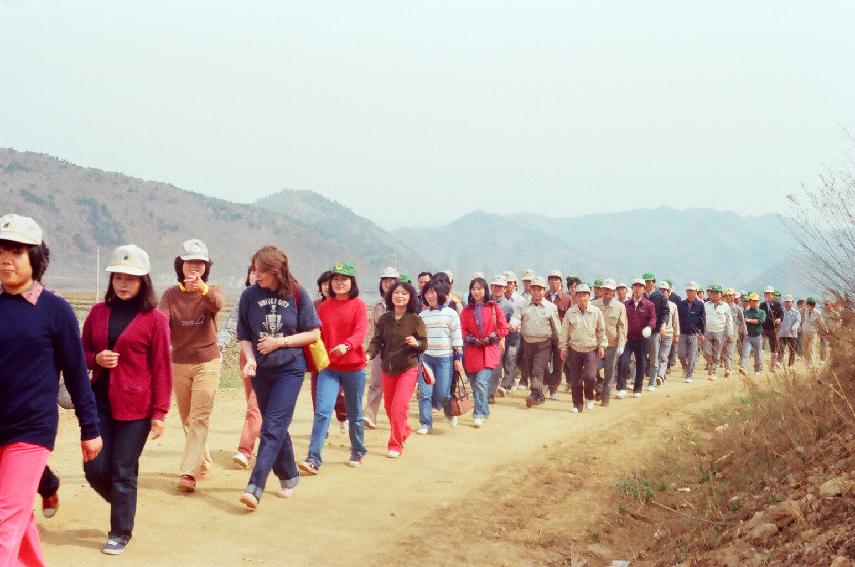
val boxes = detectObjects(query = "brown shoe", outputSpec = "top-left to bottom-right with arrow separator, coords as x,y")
42,492 -> 59,518
178,475 -> 196,493
525,396 -> 533,408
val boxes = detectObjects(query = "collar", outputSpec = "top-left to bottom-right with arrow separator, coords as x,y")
0,281 -> 45,306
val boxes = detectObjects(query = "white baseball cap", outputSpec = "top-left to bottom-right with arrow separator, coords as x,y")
784,294 -> 794,302
631,278 -> 646,287
521,269 -> 535,281
685,281 -> 700,291
530,276 -> 547,289
658,281 -> 671,291
0,214 -> 43,245
490,274 -> 508,287
504,271 -> 518,283
601,278 -> 617,290
179,239 -> 210,262
106,244 -> 151,276
472,271 -> 485,279
379,266 -> 400,279
548,270 -> 564,280
575,283 -> 591,294
616,281 -> 628,289
764,286 -> 775,293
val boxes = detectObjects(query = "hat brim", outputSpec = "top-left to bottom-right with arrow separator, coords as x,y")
106,265 -> 149,276
0,233 -> 40,246
180,254 -> 210,262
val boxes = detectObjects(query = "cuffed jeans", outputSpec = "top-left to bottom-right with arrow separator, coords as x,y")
84,402 -> 150,540
306,368 -> 367,467
618,338 -> 647,393
470,368 -> 492,419
741,335 -> 763,372
656,335 -> 674,380
501,332 -> 521,389
246,367 -> 302,501
173,358 -> 221,478
595,345 -> 618,403
678,334 -> 700,378
418,354 -> 453,430
0,442 -> 51,567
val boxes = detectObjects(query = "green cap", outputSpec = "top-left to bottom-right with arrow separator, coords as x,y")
593,278 -> 604,287
642,272 -> 655,281
398,273 -> 412,283
806,296 -> 816,305
710,284 -> 723,293
330,262 -> 357,277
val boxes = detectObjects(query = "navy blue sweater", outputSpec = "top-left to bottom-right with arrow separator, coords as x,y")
678,298 -> 706,336
0,290 -> 100,450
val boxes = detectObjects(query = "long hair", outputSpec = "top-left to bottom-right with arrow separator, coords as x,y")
317,270 -> 332,300
384,281 -> 419,313
105,273 -> 158,311
244,263 -> 255,287
252,245 -> 298,299
173,257 -> 212,283
467,277 -> 489,306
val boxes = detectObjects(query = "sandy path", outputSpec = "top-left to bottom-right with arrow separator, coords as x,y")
40,373 -> 744,566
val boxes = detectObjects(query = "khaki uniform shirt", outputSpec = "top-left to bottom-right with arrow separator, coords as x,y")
559,304 -> 607,353
511,299 -> 560,343
592,298 -> 627,349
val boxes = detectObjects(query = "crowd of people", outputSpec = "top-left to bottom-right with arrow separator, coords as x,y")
0,212 -> 833,563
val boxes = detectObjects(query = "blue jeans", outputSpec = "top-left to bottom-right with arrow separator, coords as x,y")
246,367 -> 303,500
741,335 -> 763,372
418,354 -> 452,429
618,339 -> 647,393
469,368 -> 492,419
84,402 -> 150,540
306,368 -> 367,467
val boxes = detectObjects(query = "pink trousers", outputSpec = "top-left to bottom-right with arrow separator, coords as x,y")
381,367 -> 419,452
0,442 -> 51,567
237,374 -> 262,457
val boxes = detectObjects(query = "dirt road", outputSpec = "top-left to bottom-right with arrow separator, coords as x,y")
40,374 -> 745,566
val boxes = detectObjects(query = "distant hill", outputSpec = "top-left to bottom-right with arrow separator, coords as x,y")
394,207 -> 817,296
255,189 -> 429,279
0,149 -> 388,295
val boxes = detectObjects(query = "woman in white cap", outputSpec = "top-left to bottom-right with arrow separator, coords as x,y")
81,244 -> 172,555
159,239 -> 225,492
0,214 -> 102,566
363,266 -> 400,429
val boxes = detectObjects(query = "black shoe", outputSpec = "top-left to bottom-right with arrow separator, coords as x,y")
488,395 -> 495,404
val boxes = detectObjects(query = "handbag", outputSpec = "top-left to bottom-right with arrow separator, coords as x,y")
294,287 -> 330,373
417,355 -> 434,385
449,369 -> 474,416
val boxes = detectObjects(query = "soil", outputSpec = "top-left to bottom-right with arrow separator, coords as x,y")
40,375 -> 744,566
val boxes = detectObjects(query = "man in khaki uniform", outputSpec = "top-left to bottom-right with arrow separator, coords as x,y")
510,276 -> 560,408
591,278 -> 627,406
560,284 -> 607,413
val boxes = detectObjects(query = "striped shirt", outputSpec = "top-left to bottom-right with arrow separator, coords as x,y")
419,306 -> 464,357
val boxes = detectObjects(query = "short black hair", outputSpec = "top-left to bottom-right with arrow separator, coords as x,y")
326,273 -> 360,299
421,279 -> 448,308
379,275 -> 399,297
244,264 -> 255,287
174,257 -> 212,283
384,281 -> 420,313
0,241 -> 51,282
467,277 -> 489,306
417,271 -> 433,281
105,273 -> 159,311
316,270 -> 333,298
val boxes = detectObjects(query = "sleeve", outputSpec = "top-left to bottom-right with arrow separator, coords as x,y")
236,288 -> 252,342
413,316 -> 429,353
158,288 -> 172,320
617,306 -> 627,349
366,314 -> 384,359
217,307 -> 238,350
201,283 -> 225,314
149,312 -> 173,422
343,299 -> 370,351
671,306 -> 680,338
597,310 -> 608,349
81,306 -> 98,371
368,302 -> 384,341
495,305 -> 509,338
559,312 -> 571,350
645,300 -> 657,329
550,306 -> 561,339
510,303 -> 522,328
757,309 -> 766,325
725,309 -> 734,338
55,300 -> 100,441
793,310 -> 801,331
450,310 -> 464,349
296,286 -> 321,332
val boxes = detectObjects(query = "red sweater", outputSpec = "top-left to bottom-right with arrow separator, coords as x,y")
460,302 -> 509,373
82,302 -> 173,421
317,297 -> 369,371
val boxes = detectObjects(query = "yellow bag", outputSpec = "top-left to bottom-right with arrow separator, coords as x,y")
305,338 -> 330,373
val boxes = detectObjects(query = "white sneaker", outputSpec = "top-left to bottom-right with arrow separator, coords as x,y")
510,385 -> 518,392
448,416 -> 458,428
275,486 -> 296,499
549,393 -> 559,401
363,416 -> 376,430
496,386 -> 507,398
585,400 -> 594,411
754,371 -> 761,377
473,417 -> 484,428
570,406 -> 579,413
685,378 -> 693,384
387,450 -> 401,458
647,385 -> 656,392
415,426 -> 430,435
615,390 -> 627,399
232,451 -> 250,469
633,392 -> 642,398
518,384 -> 527,391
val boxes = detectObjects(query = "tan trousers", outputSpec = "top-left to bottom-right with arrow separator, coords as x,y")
802,332 -> 817,365
173,359 -> 221,478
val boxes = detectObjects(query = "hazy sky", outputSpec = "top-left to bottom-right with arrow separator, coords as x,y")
1,1 -> 853,228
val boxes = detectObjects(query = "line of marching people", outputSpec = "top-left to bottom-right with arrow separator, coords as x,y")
0,212 -> 832,563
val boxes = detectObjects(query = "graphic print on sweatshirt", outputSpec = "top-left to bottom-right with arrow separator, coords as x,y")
258,297 -> 290,338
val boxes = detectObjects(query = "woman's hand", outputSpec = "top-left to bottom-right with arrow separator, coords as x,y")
183,275 -> 205,293
95,350 -> 119,369
257,336 -> 283,355
453,360 -> 464,375
404,336 -> 419,348
330,344 -> 349,357
150,419 -> 164,439
242,359 -> 257,379
81,436 -> 103,462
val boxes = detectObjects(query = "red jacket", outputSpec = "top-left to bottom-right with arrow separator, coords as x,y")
460,302 -> 509,374
623,296 -> 657,341
82,302 -> 172,421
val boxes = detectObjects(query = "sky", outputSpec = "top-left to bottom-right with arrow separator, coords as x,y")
1,1 -> 853,229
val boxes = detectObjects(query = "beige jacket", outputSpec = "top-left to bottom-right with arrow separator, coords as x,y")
559,304 -> 607,353
592,298 -> 627,349
511,299 -> 561,343
661,301 -> 680,338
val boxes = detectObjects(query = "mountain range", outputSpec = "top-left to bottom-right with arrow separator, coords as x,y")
0,147 -> 818,297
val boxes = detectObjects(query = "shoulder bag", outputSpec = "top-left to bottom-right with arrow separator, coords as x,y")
295,286 -> 330,373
